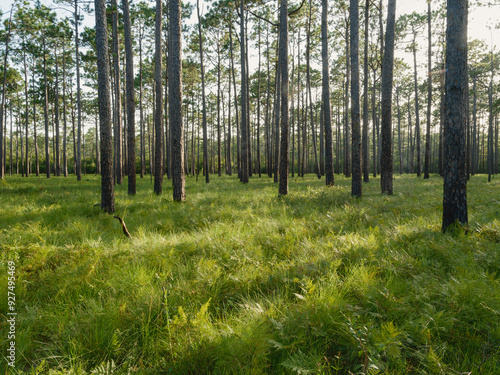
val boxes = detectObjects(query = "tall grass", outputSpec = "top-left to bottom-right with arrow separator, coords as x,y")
1,174 -> 499,374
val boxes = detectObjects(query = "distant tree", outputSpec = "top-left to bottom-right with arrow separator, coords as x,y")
0,8 -> 13,179
94,0 -> 114,213
196,0 -> 209,184
362,0 -> 370,183
111,0 -> 123,184
442,0 -> 467,232
424,1 -> 432,179
74,0 -> 83,181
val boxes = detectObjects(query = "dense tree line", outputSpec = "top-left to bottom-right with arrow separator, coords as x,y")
0,0 -> 498,229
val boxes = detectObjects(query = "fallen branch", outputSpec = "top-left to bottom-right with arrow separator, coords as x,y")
113,216 -> 132,239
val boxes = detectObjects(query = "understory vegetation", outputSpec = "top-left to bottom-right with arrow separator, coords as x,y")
1,174 -> 499,374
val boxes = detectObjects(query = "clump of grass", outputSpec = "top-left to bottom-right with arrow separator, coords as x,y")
0,174 -> 499,374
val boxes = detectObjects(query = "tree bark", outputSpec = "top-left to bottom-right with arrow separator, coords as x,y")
123,0 -> 136,194
424,1 -> 432,178
350,0 -> 361,197
112,0 -> 123,184
442,0 -> 468,232
43,39 -> 50,179
55,48 -> 61,176
307,0 -> 320,180
169,0 -> 185,200
197,0 -> 209,184
0,7 -> 12,179
75,0 -> 82,181
322,0 -> 334,185
95,0 -> 114,213
412,32 -> 421,177
278,0 -> 289,196
380,0 -> 396,195
154,0 -> 164,194
240,0 -> 249,183
362,0 -> 370,183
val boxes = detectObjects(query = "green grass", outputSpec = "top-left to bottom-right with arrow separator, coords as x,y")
1,173 -> 499,374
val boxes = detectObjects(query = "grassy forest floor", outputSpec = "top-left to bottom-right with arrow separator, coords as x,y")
1,173 -> 499,374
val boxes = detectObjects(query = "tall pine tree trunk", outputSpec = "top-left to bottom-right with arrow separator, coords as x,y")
350,0 -> 361,197
362,0 -> 370,183
154,0 -> 163,194
123,0 -> 136,194
442,0 -> 468,231
170,0 -> 185,200
240,0 -> 249,183
95,0 -> 114,213
380,0 -> 396,195
197,0 -> 209,184
278,0 -> 289,196
322,0 -> 334,185
424,1 -> 432,178
75,0 -> 82,181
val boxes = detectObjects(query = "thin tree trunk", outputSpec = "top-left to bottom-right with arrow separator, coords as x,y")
424,0 -> 432,178
33,66 -> 39,176
412,33 -> 421,177
55,48 -> 61,176
344,19 -> 351,178
197,0 -> 209,184
350,0 -> 361,197
123,0 -> 136,194
307,0 -> 321,179
154,0 -> 164,194
217,33 -> 222,177
372,69 -> 377,177
256,21 -> 261,177
62,45 -> 68,176
43,39 -> 50,179
75,0 -> 82,181
227,53 -> 232,175
111,0 -> 122,184
240,0 -> 248,183
229,21 -> 240,177
397,86 -> 402,174
23,48 -> 30,177
362,0 -> 370,183
0,7 -> 12,179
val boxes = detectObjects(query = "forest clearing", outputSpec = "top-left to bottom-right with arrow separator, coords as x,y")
1,0 -> 499,372
1,174 -> 499,374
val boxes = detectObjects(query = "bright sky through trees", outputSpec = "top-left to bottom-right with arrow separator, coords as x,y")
0,0 -> 498,51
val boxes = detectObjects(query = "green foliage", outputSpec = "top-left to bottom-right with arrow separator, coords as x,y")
0,174 -> 499,374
